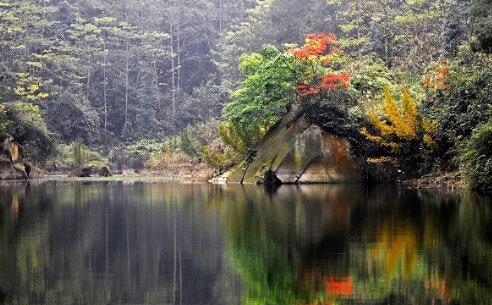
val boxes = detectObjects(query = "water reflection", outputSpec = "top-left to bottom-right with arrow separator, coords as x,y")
0,182 -> 491,305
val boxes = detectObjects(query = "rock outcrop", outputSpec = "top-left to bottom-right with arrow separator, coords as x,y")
221,113 -> 362,184
70,164 -> 112,178
0,159 -> 36,180
0,134 -> 32,180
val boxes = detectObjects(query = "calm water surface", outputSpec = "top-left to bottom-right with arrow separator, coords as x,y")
0,181 -> 491,305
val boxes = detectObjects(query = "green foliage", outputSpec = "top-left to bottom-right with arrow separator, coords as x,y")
224,46 -> 305,134
202,146 -> 235,174
426,54 -> 492,167
471,0 -> 492,53
126,139 -> 167,161
216,0 -> 332,84
56,140 -> 105,169
0,103 -> 11,136
329,0 -> 470,72
179,121 -> 220,159
460,115 -> 492,190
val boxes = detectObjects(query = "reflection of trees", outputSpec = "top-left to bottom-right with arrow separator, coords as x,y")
221,185 -> 492,305
433,193 -> 492,304
222,185 -> 364,305
0,182 -> 238,305
1,183 -> 490,305
225,191 -> 306,305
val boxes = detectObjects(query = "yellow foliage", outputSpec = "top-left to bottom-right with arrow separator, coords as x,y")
10,143 -> 19,161
28,83 -> 39,94
360,87 -> 436,151
219,122 -> 248,155
14,87 -> 26,96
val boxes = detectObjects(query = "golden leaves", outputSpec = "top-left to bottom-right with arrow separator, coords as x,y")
360,86 -> 437,151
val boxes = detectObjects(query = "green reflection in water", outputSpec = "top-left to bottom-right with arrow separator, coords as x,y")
221,185 -> 492,305
0,182 -> 491,305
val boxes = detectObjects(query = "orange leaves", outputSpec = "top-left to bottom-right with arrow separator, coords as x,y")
297,73 -> 351,96
290,33 -> 351,97
324,277 -> 353,296
423,61 -> 450,90
321,73 -> 351,89
288,33 -> 338,59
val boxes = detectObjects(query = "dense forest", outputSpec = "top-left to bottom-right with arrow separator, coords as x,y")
0,0 -> 491,189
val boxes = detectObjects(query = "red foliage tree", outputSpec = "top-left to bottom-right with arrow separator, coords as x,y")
288,33 -> 338,59
289,33 -> 351,97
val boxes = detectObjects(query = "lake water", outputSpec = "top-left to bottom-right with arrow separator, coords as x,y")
0,181 -> 491,305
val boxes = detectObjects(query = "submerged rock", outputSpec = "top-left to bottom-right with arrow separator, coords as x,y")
223,113 -> 362,184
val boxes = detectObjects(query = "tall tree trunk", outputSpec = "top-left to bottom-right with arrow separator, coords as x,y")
124,41 -> 129,128
87,55 -> 91,100
103,40 -> 108,146
169,15 -> 177,119
153,58 -> 162,114
177,0 -> 181,103
124,0 -> 130,129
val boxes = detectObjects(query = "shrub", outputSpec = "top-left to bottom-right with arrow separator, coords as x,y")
202,144 -> 237,175
425,53 -> 492,168
179,120 -> 220,159
460,116 -> 492,190
126,139 -> 166,161
56,140 -> 105,169
360,87 -> 437,152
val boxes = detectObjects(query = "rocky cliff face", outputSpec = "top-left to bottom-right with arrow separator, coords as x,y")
220,113 -> 362,184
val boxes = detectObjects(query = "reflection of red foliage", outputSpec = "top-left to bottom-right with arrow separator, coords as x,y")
289,33 -> 338,59
324,277 -> 353,296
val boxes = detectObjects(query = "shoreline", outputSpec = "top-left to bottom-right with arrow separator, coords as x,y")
0,172 -> 469,190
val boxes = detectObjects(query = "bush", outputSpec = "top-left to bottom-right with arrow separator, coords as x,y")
460,117 -> 492,190
55,140 -> 106,170
359,87 -> 438,175
179,120 -> 220,159
360,87 -> 437,151
126,139 -> 167,161
425,53 -> 492,169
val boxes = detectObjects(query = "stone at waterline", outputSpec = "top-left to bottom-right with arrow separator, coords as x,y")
222,114 -> 362,184
0,159 -> 32,180
98,166 -> 112,177
70,165 -> 112,177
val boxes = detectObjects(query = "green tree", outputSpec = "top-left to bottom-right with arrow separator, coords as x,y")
471,0 -> 492,53
224,46 -> 305,139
